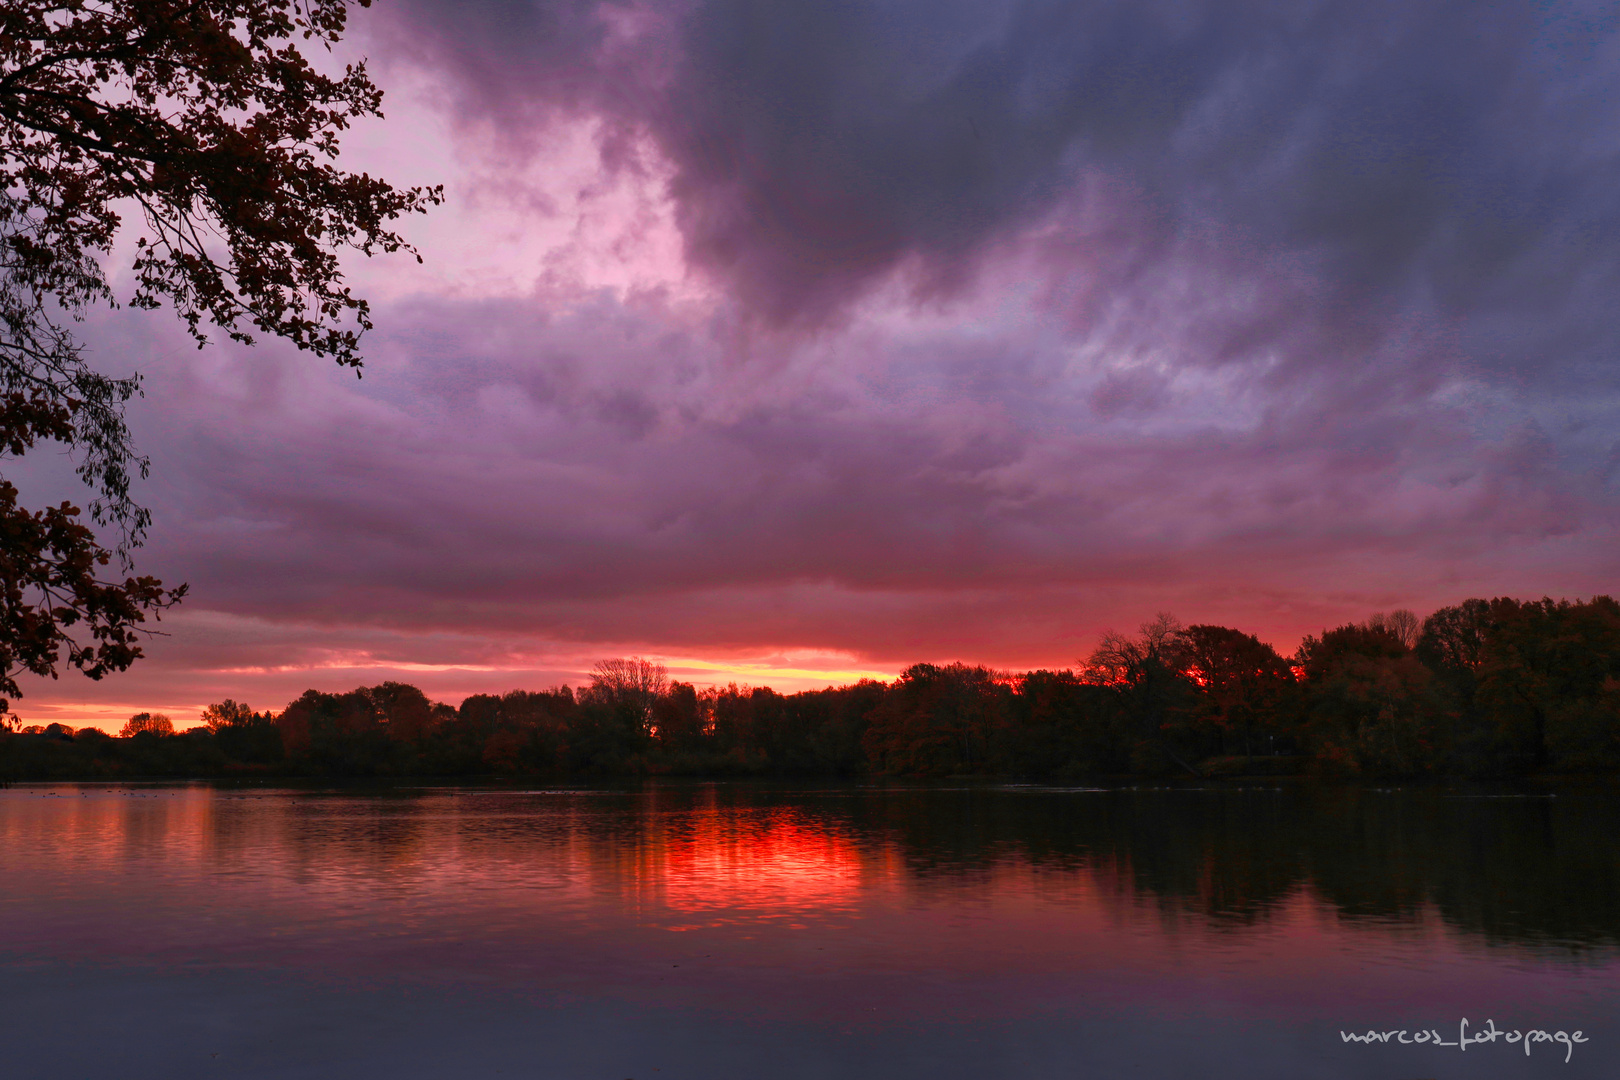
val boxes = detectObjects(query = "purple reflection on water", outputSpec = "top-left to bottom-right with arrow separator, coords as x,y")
1,783 -> 1615,1078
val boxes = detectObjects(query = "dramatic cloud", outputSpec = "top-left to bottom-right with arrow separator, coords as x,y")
15,0 -> 1620,724
380,1 -> 1620,389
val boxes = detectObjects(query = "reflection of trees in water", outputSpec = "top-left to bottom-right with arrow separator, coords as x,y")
812,787 -> 1311,923
1303,789 -> 1620,951
198,790 -> 447,891
153,782 -> 1620,953
760,785 -> 1620,952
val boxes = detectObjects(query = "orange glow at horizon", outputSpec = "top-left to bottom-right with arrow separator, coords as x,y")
10,651 -> 904,732
658,654 -> 896,690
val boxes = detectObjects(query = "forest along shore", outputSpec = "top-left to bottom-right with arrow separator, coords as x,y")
5,597 -> 1619,782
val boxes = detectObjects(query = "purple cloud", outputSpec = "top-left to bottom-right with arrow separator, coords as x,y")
15,0 -> 1620,725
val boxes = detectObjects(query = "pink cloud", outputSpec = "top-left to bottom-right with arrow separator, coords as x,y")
13,0 -> 1620,723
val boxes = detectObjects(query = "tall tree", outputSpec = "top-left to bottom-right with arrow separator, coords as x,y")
199,698 -> 255,729
1415,599 -> 1496,772
1181,624 -> 1296,757
1477,596 -> 1620,772
862,663 -> 1008,776
1296,619 -> 1441,776
1417,600 -> 1493,677
120,710 -> 172,736
582,657 -> 669,736
0,0 -> 441,715
1082,614 -> 1202,775
1365,610 -> 1420,650
1295,621 -> 1408,681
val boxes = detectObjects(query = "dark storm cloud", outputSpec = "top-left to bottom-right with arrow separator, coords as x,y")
22,0 -> 1620,721
101,0 -> 1620,677
378,0 -> 1620,391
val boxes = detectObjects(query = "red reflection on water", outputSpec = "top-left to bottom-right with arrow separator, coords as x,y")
559,790 -> 894,929
656,806 -> 874,923
1,784 -> 1616,1038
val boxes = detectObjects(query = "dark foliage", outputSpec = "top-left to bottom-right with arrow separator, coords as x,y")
5,596 -> 1620,781
0,0 -> 440,714
0,392 -> 183,710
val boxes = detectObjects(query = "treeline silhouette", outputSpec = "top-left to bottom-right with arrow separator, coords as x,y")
4,596 -> 1618,781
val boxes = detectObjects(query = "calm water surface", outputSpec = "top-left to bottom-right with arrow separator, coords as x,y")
2,781 -> 1617,1078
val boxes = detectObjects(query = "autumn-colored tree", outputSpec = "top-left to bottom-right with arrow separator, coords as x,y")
862,663 -> 1009,776
1476,596 -> 1620,772
275,687 -> 388,772
1294,619 -> 1446,776
454,687 -> 572,773
1304,651 -> 1443,776
1181,624 -> 1297,757
1083,614 -> 1202,775
1295,621 -> 1408,681
1005,669 -> 1132,775
0,1 -> 442,714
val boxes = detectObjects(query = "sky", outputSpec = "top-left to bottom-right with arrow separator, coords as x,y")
15,0 -> 1620,728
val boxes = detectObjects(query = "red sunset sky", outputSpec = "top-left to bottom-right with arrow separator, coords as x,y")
12,0 -> 1620,728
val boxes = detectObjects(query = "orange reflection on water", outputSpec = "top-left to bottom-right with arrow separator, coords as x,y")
595,795 -> 891,927
664,810 -> 872,920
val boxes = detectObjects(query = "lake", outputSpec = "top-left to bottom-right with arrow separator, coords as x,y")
2,781 -> 1616,1078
